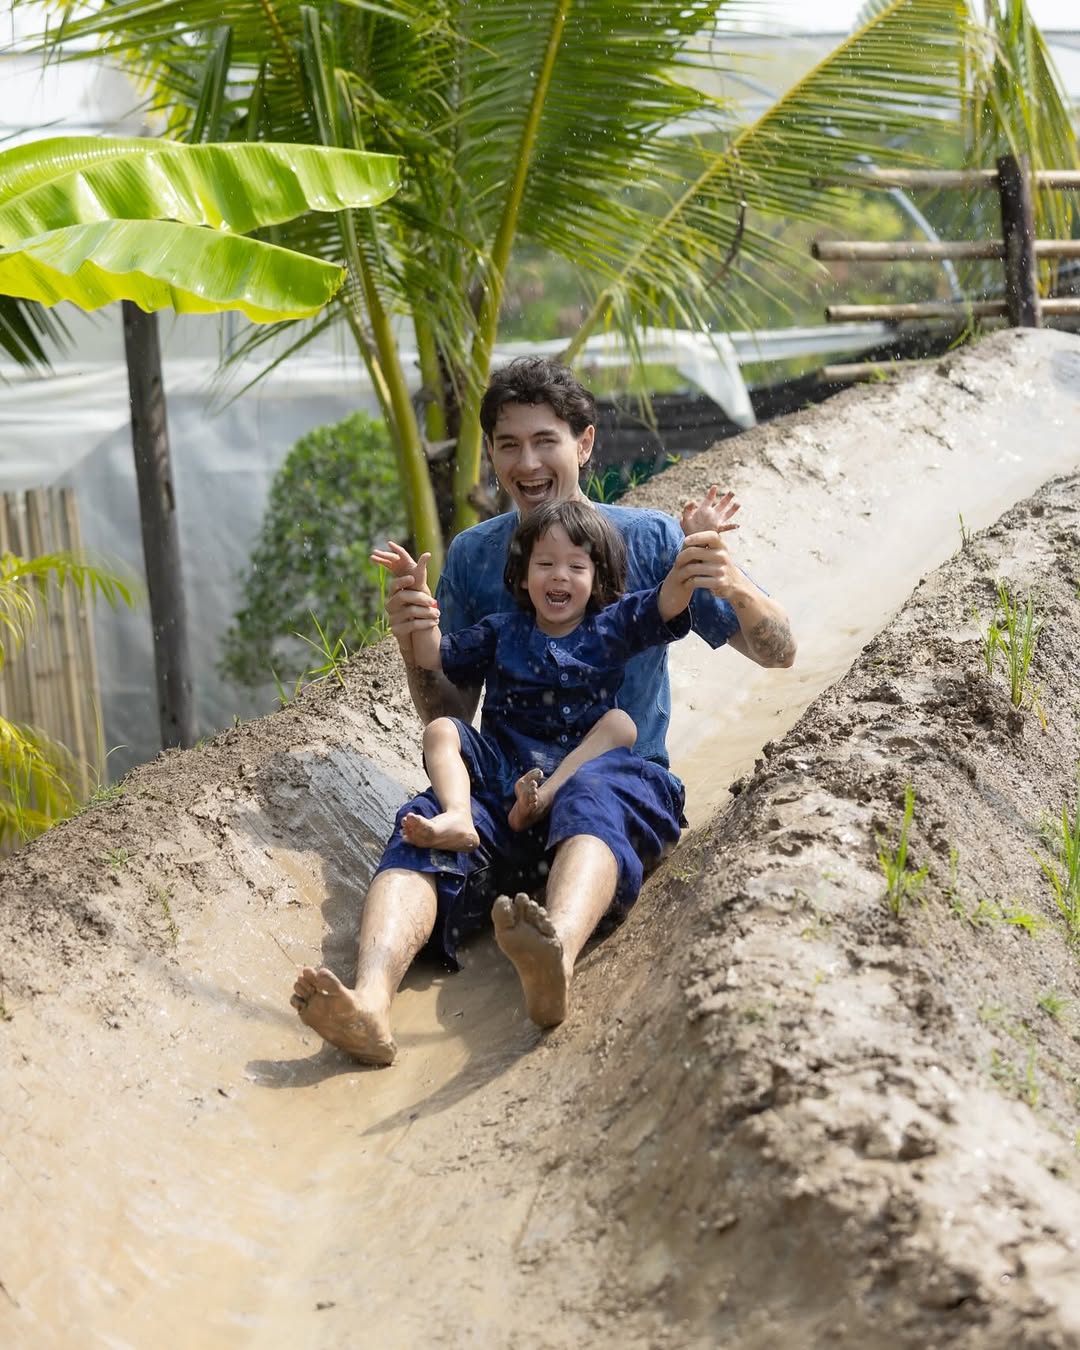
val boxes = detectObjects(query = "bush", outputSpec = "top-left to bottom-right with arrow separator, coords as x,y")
220,412 -> 406,691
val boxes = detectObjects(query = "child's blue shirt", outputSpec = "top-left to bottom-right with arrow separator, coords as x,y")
435,503 -> 742,771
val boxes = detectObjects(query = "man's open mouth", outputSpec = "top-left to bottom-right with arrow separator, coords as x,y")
517,477 -> 553,502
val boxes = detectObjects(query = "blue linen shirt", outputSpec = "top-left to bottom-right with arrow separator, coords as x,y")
440,586 -> 691,796
436,503 -> 742,769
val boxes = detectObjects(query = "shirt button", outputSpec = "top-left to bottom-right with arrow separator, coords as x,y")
561,706 -> 571,715
548,640 -> 557,650
560,734 -> 568,743
560,673 -> 568,683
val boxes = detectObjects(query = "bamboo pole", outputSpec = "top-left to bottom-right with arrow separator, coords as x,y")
825,301 -> 1007,322
0,489 -> 102,797
5,496 -> 40,732
812,239 -> 1080,263
54,490 -> 91,796
26,490 -> 64,766
0,504 -> 10,724
63,489 -> 105,789
819,359 -> 937,383
821,169 -> 1080,190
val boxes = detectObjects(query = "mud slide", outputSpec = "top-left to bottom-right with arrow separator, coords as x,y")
3,328 -> 1080,1348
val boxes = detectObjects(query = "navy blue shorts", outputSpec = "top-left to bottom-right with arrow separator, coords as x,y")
373,743 -> 686,968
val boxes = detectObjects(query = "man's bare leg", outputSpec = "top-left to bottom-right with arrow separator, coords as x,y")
508,710 -> 636,831
491,834 -> 618,1027
291,868 -> 437,1065
401,718 -> 480,850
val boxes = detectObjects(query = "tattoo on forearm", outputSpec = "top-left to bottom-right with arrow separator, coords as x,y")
748,615 -> 795,665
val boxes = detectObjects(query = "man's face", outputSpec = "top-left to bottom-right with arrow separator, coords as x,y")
486,401 -> 594,514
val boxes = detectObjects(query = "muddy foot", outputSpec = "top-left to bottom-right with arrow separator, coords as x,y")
290,966 -> 396,1066
508,768 -> 549,832
491,892 -> 568,1028
401,809 -> 479,851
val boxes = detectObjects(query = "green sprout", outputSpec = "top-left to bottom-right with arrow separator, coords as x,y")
876,784 -> 928,918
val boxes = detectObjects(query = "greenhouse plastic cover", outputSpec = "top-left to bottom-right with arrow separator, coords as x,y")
0,325 -> 754,776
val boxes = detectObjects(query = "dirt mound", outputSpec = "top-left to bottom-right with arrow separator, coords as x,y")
2,329 -> 1080,1348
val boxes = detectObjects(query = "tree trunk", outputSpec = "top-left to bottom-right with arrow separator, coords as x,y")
122,300 -> 196,750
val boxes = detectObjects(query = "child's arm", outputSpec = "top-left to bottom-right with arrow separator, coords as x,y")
370,542 -> 443,670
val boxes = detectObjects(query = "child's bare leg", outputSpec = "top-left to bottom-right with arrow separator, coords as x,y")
402,718 -> 480,850
509,709 -> 636,831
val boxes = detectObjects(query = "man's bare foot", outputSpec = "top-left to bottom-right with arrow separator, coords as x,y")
508,768 -> 550,832
290,966 -> 396,1066
401,809 -> 479,851
491,892 -> 568,1028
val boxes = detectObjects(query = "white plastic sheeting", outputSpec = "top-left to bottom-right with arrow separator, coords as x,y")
1,324 -> 762,776
3,350 -> 382,774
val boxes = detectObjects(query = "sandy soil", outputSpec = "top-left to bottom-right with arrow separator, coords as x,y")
3,328 -> 1080,1348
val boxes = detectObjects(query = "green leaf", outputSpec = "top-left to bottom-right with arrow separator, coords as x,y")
0,138 -> 401,243
0,220 -> 347,321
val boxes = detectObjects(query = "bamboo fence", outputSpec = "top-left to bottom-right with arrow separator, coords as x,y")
0,486 -> 104,799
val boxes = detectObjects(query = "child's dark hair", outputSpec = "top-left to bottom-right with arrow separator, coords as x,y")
504,500 -> 627,614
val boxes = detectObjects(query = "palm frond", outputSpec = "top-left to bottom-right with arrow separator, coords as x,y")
963,0 -> 1079,240
0,295 -> 69,370
0,550 -> 140,669
563,0 -> 972,356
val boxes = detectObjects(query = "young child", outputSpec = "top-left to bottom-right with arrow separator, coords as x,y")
373,495 -> 733,852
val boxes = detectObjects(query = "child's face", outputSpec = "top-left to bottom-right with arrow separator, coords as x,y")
525,524 -> 596,636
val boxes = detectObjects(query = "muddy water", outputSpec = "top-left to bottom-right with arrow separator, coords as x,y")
6,333 -> 1080,1349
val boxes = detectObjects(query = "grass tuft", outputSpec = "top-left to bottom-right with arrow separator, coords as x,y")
1037,990 -> 1068,1019
979,580 -> 1044,718
1033,783 -> 1080,942
876,783 -> 928,918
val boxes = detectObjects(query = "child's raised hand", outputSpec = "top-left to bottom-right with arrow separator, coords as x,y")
371,540 -> 425,580
370,543 -> 439,658
680,486 -> 741,537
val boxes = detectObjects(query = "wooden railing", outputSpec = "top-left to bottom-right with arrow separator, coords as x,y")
812,155 -> 1080,379
0,487 -> 105,797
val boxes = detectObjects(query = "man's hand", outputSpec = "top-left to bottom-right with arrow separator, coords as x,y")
660,530 -> 738,615
680,486 -> 740,537
370,542 -> 439,665
659,526 -> 797,668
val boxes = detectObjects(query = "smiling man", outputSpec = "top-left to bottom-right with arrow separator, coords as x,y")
291,357 -> 796,1062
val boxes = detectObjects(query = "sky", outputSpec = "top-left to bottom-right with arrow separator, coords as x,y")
750,0 -> 1078,27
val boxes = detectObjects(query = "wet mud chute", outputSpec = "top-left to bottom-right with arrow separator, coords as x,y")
3,328 -> 1080,1347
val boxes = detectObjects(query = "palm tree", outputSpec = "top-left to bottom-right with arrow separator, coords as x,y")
18,0 -> 1078,569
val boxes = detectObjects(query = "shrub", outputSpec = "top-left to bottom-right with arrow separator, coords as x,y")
220,412 -> 406,690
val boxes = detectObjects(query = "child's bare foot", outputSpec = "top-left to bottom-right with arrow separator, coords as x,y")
508,768 -> 549,831
401,809 -> 479,851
